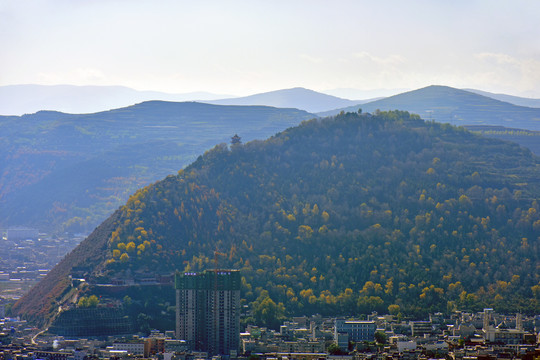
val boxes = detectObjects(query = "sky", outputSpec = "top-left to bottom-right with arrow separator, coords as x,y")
2,0 -> 540,98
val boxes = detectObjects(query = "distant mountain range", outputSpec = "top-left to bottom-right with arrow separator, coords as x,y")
465,88 -> 540,108
322,87 -> 407,100
2,83 -> 540,117
0,85 -> 376,115
0,84 -> 231,115
320,85 -> 540,131
206,87 -> 363,113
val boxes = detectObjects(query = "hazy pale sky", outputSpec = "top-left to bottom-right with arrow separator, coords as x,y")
2,0 -> 540,98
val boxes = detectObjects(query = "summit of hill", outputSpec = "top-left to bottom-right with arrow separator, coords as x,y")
207,87 -> 359,113
321,85 -> 540,131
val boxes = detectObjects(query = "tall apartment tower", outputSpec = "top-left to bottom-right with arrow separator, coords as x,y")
175,270 -> 240,355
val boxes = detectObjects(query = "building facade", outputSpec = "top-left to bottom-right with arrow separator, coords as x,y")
410,321 -> 433,337
334,319 -> 376,349
482,310 -> 524,345
175,269 -> 240,355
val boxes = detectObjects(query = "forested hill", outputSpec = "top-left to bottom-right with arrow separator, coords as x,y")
14,110 -> 540,325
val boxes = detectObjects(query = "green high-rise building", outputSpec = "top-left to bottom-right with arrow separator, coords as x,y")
175,270 -> 240,356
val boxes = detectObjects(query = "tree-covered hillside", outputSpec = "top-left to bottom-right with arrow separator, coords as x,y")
14,110 -> 540,326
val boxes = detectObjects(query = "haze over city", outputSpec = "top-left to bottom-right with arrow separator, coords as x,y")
2,0 -> 540,99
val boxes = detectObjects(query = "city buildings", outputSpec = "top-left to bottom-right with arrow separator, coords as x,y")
482,309 -> 525,345
1,309 -> 539,359
175,269 -> 240,355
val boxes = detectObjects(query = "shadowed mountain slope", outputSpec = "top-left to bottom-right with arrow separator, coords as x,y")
208,87 -> 359,113
0,101 -> 314,233
0,84 -> 230,115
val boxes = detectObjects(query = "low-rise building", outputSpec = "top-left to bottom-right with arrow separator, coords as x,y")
112,341 -> 145,355
483,323 -> 524,345
482,310 -> 525,345
278,339 -> 325,353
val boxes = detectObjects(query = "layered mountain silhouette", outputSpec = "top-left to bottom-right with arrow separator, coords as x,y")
0,85 -> 361,115
206,87 -> 360,113
0,84 -> 230,116
321,85 -> 540,131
